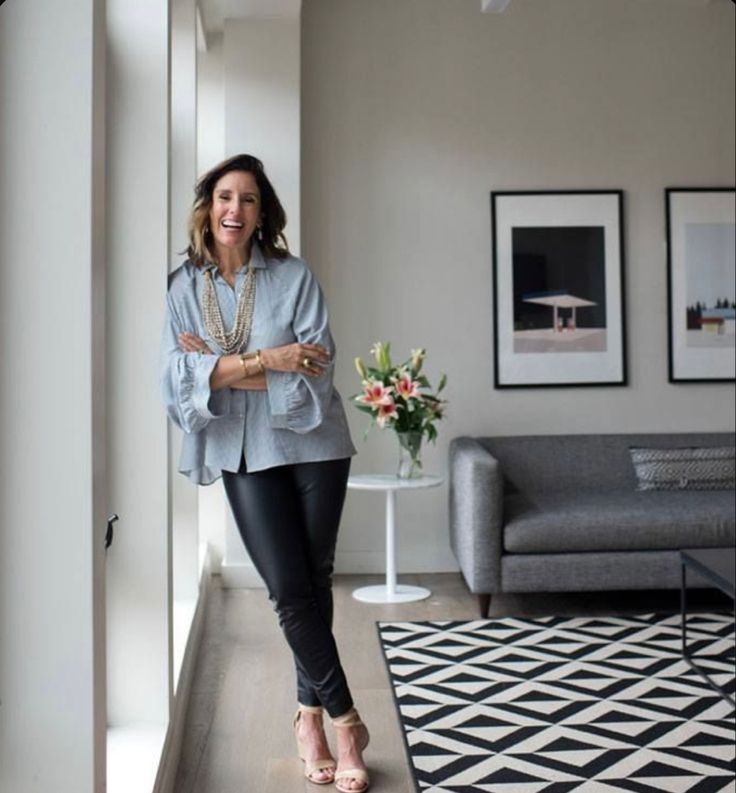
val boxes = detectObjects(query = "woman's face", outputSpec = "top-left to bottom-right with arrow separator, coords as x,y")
208,170 -> 261,256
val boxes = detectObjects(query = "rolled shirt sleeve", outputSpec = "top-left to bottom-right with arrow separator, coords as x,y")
265,265 -> 337,434
160,294 -> 223,434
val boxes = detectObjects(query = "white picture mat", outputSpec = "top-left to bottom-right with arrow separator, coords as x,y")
495,193 -> 624,386
669,190 -> 736,381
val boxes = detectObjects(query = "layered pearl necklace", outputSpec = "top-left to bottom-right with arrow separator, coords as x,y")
201,264 -> 256,354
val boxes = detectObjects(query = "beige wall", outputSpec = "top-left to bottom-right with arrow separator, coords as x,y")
302,0 -> 736,573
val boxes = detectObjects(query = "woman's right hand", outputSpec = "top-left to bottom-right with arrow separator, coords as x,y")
261,343 -> 331,377
178,332 -> 214,355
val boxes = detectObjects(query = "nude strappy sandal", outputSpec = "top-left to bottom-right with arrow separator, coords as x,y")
293,705 -> 337,786
332,709 -> 370,793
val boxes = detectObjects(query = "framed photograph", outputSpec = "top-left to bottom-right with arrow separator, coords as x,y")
666,187 -> 736,383
491,190 -> 627,388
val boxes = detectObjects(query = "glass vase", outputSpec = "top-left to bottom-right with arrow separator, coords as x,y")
396,431 -> 423,479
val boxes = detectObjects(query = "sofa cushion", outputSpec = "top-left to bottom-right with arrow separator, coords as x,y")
503,490 -> 736,554
630,446 -> 736,491
479,433 -> 735,495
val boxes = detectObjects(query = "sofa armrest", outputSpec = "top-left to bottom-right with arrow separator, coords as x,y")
449,437 -> 504,594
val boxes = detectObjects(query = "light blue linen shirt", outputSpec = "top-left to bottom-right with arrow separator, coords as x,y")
160,243 -> 356,484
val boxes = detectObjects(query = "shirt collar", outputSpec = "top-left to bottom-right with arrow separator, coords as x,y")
249,241 -> 267,269
202,240 -> 268,276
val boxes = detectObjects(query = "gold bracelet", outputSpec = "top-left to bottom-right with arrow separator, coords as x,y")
240,350 -> 264,377
239,354 -> 249,378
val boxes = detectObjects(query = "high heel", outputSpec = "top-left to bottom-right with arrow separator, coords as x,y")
293,705 -> 336,786
332,708 -> 370,793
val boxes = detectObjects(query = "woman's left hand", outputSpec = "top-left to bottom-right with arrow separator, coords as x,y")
260,342 -> 330,377
178,332 -> 214,355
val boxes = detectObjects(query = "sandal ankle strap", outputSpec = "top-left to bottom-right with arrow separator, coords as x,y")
332,708 -> 363,728
297,704 -> 324,715
294,704 -> 326,731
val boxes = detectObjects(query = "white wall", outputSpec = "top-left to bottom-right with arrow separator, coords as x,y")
0,0 -> 107,790
301,0 -> 736,573
224,18 -> 301,253
197,32 -> 225,174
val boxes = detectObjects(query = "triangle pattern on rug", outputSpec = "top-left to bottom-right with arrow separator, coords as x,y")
378,612 -> 735,792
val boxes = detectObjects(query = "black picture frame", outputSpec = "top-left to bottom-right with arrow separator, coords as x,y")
665,187 -> 736,383
491,190 -> 627,388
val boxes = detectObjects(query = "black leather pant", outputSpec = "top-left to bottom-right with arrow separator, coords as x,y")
222,457 -> 353,718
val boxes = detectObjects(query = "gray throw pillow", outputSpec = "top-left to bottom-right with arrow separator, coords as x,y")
629,446 -> 736,491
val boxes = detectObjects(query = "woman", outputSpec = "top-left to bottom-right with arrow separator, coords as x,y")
160,154 -> 369,792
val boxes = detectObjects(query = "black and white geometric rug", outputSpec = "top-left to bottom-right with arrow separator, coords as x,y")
377,613 -> 735,792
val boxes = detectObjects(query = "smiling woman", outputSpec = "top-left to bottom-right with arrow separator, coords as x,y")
159,154 -> 372,792
188,153 -> 289,267
209,171 -> 259,249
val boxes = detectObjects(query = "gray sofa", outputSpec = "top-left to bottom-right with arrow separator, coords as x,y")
449,433 -> 736,617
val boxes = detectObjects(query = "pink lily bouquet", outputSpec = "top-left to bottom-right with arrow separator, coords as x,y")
352,342 -> 447,478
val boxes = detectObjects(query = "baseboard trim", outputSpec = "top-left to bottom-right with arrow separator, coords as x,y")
334,550 -> 458,575
219,555 -> 458,588
220,560 -> 266,588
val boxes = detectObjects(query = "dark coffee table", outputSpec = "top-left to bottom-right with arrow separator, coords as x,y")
680,547 -> 735,706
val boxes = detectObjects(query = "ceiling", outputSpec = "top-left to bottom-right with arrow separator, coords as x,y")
198,0 -> 301,34
198,0 -> 734,34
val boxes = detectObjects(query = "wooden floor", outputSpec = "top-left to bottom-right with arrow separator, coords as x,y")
173,573 -> 726,793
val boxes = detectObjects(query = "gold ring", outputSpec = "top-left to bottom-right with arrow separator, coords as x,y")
303,357 -> 311,368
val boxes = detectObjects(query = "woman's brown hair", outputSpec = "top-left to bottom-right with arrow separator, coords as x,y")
187,154 -> 289,266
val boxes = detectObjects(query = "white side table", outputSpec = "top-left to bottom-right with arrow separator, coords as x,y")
347,474 -> 444,604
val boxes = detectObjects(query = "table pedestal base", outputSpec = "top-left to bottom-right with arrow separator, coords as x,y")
347,474 -> 444,607
352,584 -> 431,604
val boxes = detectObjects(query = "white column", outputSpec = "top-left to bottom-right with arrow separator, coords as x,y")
171,0 -> 198,269
106,0 -> 171,740
220,16 -> 302,587
0,1 -> 107,791
194,24 -> 229,580
170,0 -> 200,686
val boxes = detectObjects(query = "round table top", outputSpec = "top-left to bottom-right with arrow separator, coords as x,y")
347,473 -> 444,491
